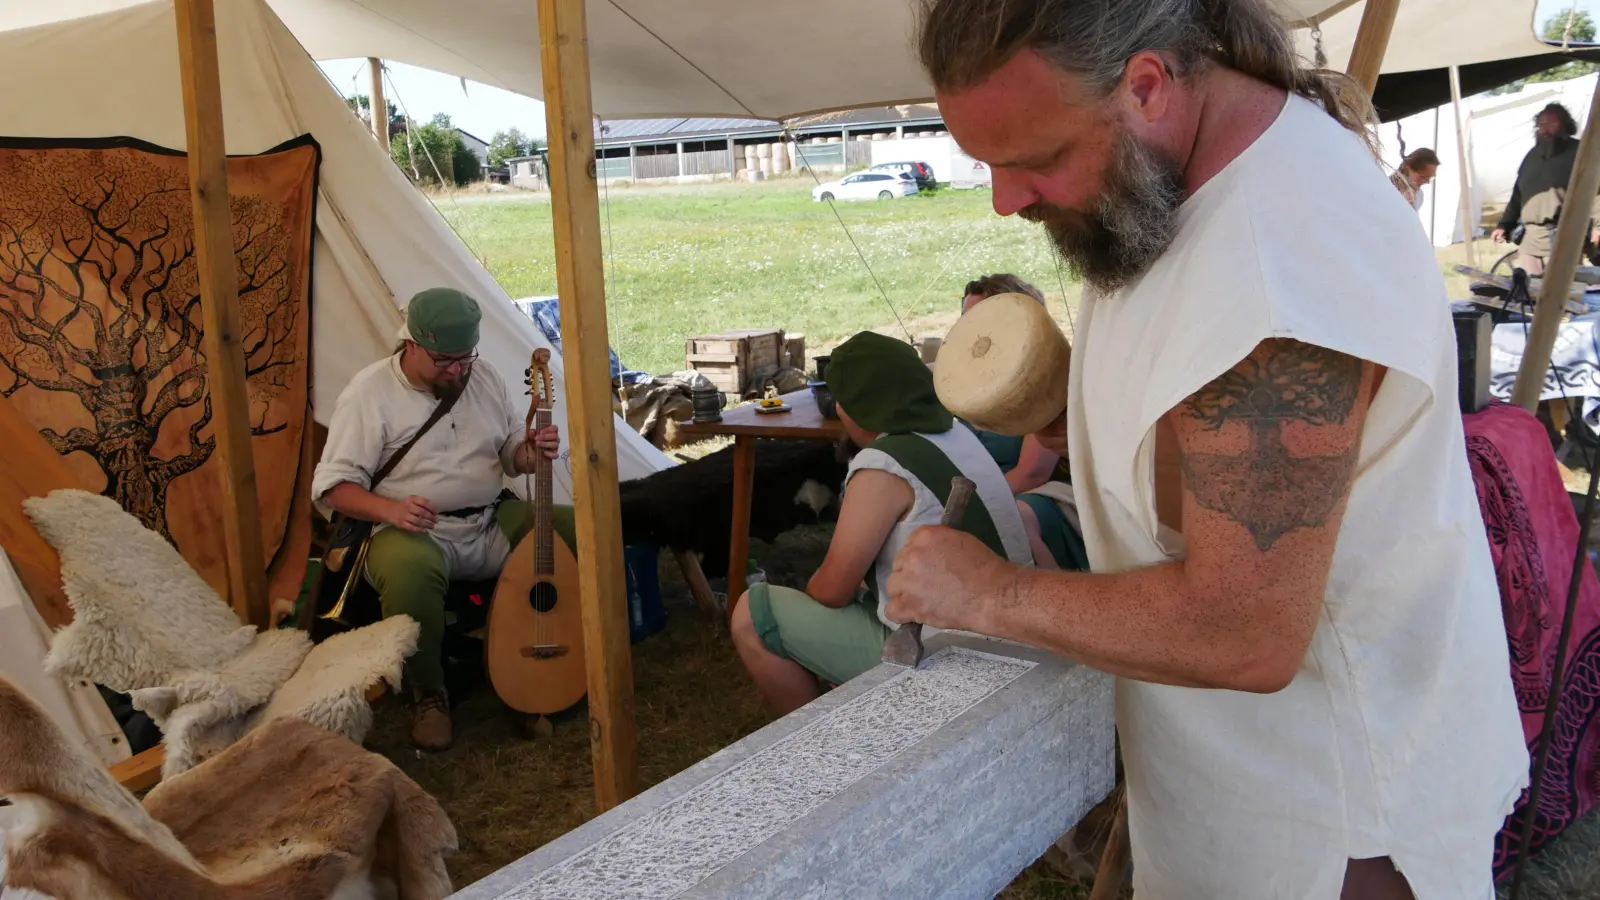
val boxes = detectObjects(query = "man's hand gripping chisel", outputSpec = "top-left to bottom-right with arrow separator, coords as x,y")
881,475 -> 977,669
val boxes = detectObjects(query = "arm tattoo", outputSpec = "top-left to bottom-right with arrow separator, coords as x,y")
1179,341 -> 1363,551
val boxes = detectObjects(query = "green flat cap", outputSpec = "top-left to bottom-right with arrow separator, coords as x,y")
406,287 -> 481,353
827,331 -> 952,435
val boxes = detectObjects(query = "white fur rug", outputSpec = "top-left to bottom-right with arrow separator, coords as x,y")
25,490 -> 418,779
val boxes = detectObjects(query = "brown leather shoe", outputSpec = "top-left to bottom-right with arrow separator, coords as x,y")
411,689 -> 453,752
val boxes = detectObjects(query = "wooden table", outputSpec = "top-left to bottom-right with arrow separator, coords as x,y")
1455,264 -> 1592,316
676,388 -> 845,617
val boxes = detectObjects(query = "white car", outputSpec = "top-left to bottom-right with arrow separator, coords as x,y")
812,171 -> 917,202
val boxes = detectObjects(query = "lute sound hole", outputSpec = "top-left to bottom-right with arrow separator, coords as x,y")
530,581 -> 559,613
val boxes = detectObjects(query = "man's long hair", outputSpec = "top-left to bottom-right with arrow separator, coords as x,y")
1540,102 -> 1579,138
917,0 -> 1375,150
965,273 -> 1046,304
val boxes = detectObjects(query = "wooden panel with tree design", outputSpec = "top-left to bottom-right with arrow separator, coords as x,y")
0,135 -> 319,607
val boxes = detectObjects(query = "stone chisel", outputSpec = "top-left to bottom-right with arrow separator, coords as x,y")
882,475 -> 977,669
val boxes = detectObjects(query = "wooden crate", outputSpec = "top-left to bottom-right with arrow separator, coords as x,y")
685,328 -> 784,395
783,333 -> 806,372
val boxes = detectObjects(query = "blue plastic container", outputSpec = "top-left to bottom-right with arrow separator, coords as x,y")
624,544 -> 665,643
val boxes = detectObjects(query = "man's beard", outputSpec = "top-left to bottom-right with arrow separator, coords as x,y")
1019,130 -> 1184,294
1539,134 -> 1572,157
429,375 -> 467,401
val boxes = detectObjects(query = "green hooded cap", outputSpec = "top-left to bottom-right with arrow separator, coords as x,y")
826,331 -> 952,435
406,287 -> 481,354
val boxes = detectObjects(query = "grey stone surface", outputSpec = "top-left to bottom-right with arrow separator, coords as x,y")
450,635 -> 1115,900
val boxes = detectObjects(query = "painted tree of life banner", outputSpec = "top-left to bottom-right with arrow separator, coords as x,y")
0,134 -> 320,610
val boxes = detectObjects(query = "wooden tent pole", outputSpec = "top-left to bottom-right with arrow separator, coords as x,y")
368,58 -> 390,148
1511,81 -> 1600,412
1343,0 -> 1400,96
536,0 -> 639,810
173,0 -> 271,630
1449,66 -> 1479,269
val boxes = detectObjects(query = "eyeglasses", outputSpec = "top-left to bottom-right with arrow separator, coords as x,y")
423,348 -> 478,370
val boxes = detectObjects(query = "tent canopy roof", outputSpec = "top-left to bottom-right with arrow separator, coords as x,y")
1308,0 -> 1553,76
1,2 -> 1565,121
3,0 -> 1358,121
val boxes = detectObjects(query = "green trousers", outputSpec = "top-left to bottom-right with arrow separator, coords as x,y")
365,500 -> 576,692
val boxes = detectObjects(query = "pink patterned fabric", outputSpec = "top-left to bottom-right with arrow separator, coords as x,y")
1465,403 -> 1600,880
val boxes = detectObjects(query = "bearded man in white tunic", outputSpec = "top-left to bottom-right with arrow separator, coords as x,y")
886,1 -> 1529,897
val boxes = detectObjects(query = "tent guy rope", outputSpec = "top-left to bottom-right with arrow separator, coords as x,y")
602,0 -> 917,342
382,67 -> 493,270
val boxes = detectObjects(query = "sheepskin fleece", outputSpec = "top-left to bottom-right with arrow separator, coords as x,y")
254,616 -> 419,746
26,490 -> 254,690
133,627 -> 313,778
26,488 -> 418,778
0,677 -> 456,900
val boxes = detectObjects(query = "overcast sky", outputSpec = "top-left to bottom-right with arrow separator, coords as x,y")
316,58 -> 549,144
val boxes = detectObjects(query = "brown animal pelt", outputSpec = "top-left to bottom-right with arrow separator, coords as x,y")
0,677 -> 456,899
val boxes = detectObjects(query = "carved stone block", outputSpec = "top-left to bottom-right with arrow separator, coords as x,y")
452,635 -> 1116,900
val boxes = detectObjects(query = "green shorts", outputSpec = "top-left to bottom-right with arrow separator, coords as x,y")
1018,493 -> 1090,571
745,582 -> 891,687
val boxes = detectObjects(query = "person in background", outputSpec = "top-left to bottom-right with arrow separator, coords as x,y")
956,274 -> 1088,570
1493,103 -> 1600,275
1389,147 -> 1439,211
961,272 -> 1046,312
729,331 -> 1033,714
314,288 -> 576,752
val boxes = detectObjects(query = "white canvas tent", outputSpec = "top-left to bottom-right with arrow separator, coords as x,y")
0,0 -> 671,766
0,549 -> 126,767
3,0 -> 1352,122
1305,0 -> 1549,76
1374,73 -> 1599,248
1294,0 -> 1595,250
0,547 -> 123,900
0,0 -> 673,497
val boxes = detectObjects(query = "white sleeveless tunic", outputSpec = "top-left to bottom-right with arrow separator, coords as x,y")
1067,95 -> 1527,899
845,422 -> 1034,629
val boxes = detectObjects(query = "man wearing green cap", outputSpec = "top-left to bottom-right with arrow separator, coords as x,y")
729,331 -> 1035,714
315,287 -> 575,751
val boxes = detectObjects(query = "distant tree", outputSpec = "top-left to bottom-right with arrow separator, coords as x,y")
488,128 -> 533,167
387,113 -> 481,186
453,141 -> 483,183
438,115 -> 484,183
1491,11 -> 1597,94
343,94 -> 403,133
1529,10 -> 1598,83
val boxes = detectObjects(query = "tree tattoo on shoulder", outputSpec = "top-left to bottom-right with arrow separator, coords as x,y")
1179,340 -> 1363,551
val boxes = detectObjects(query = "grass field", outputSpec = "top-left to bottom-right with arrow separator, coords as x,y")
437,177 -> 1067,374
439,176 -> 1484,379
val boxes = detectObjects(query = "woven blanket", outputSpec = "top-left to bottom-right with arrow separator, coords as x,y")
1466,404 -> 1600,879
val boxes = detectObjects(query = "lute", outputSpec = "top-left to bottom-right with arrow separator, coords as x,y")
486,348 -> 587,715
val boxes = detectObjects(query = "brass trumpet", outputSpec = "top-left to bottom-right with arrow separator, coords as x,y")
318,536 -> 373,625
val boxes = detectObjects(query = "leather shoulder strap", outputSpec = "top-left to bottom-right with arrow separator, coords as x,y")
370,368 -> 472,492
867,432 -> 1007,559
